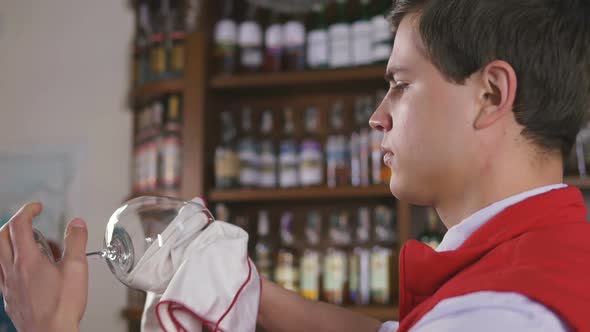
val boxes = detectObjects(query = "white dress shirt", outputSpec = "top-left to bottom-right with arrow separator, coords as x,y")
379,184 -> 570,332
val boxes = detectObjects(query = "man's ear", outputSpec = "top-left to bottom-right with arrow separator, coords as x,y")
473,60 -> 518,130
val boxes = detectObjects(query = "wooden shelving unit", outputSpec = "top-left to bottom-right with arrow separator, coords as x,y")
210,65 -> 385,90
209,185 -> 393,202
129,79 -> 184,104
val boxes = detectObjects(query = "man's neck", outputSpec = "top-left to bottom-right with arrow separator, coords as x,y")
435,157 -> 564,229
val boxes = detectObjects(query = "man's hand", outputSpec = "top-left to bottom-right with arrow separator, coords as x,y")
0,202 -> 88,332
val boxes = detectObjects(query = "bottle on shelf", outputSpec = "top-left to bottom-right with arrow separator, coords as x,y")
283,13 -> 306,72
371,205 -> 396,305
420,208 -> 444,249
307,3 -> 329,70
300,211 -> 322,301
279,107 -> 300,188
360,96 -> 373,186
133,0 -> 152,86
275,212 -> 299,292
159,94 -> 183,190
145,97 -> 165,191
149,1 -> 168,81
323,211 -> 350,305
214,0 -> 238,75
264,10 -> 284,73
349,207 -> 371,305
214,203 -> 231,223
329,0 -> 352,68
238,4 -> 263,73
327,101 -> 350,188
255,210 -> 273,280
300,106 -> 324,186
352,0 -> 373,66
259,110 -> 277,188
215,111 -> 239,188
238,107 -> 260,188
372,0 -> 394,64
167,4 -> 186,78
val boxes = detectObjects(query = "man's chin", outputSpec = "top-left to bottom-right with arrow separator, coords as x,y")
389,175 -> 431,206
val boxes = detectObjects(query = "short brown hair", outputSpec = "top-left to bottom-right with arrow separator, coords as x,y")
390,0 -> 590,159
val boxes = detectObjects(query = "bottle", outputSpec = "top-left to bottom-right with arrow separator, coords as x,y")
255,210 -> 273,280
420,208 -> 444,249
371,205 -> 396,305
264,10 -> 283,73
259,110 -> 277,188
237,107 -> 259,188
134,1 -> 152,85
327,101 -> 350,187
160,94 -> 183,190
359,96 -> 373,186
300,107 -> 324,186
329,0 -> 352,68
307,3 -> 329,69
168,5 -> 186,78
279,108 -> 299,188
150,2 -> 168,81
276,212 -> 299,292
323,211 -> 350,305
352,0 -> 373,66
215,111 -> 239,188
215,203 -> 231,224
214,0 -> 238,75
238,4 -> 263,73
372,0 -> 394,64
300,211 -> 322,301
283,13 -> 306,72
349,207 -> 371,305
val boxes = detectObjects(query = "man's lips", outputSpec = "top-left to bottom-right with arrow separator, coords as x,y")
381,145 -> 394,167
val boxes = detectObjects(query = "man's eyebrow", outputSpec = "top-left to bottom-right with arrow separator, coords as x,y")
384,66 -> 409,82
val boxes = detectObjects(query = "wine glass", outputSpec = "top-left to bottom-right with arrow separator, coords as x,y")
33,196 -> 214,291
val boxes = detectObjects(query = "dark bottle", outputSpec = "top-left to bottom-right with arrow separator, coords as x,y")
264,10 -> 283,72
306,3 -> 329,69
283,13 -> 306,71
214,111 -> 239,188
238,4 -> 263,73
419,208 -> 444,249
214,0 -> 237,75
150,1 -> 169,81
168,5 -> 186,78
255,211 -> 273,280
133,0 -> 152,85
275,212 -> 299,292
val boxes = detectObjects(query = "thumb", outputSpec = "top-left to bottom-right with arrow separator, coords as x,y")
62,218 -> 88,263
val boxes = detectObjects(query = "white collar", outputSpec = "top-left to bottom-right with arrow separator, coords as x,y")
436,184 -> 568,252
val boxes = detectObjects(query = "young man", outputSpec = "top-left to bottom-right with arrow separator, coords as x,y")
2,0 -> 590,331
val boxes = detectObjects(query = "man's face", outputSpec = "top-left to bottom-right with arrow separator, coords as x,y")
370,13 -> 482,206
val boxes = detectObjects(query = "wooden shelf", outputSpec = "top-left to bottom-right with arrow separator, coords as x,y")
348,305 -> 398,321
209,66 -> 385,90
130,79 -> 184,103
122,305 -> 398,322
564,176 -> 590,189
209,185 -> 393,202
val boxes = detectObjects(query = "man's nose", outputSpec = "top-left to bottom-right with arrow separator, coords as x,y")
369,100 -> 392,132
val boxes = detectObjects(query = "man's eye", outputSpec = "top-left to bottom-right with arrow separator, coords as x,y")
392,82 -> 409,91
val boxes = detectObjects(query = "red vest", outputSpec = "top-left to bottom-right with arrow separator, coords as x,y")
397,187 -> 590,332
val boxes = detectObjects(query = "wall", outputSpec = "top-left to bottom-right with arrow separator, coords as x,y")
0,0 -> 134,331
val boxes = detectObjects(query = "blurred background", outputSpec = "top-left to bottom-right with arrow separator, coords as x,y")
1,0 -> 590,331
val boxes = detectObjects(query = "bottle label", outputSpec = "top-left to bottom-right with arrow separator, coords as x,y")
329,23 -> 352,68
171,43 -> 185,72
370,249 -> 390,304
259,151 -> 277,187
300,252 -> 320,300
284,21 -> 305,46
241,47 -> 263,67
215,19 -> 237,43
239,21 -> 262,46
151,45 -> 166,75
324,252 -> 346,292
372,16 -> 393,62
265,24 -> 283,50
160,136 -> 182,188
307,30 -> 328,68
352,21 -> 372,65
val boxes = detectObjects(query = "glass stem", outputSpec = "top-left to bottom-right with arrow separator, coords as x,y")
86,250 -> 106,258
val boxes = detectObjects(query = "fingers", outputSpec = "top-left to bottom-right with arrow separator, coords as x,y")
0,223 -> 13,268
9,202 -> 42,262
62,218 -> 88,264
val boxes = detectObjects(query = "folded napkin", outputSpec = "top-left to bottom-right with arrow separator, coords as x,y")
124,198 -> 261,332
